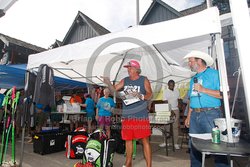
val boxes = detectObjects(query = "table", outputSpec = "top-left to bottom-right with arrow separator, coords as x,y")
192,137 -> 250,167
150,120 -> 175,156
51,111 -> 87,124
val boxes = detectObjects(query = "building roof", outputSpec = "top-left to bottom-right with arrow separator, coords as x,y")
140,0 -> 182,24
180,2 -> 207,16
0,33 -> 46,52
62,11 -> 110,45
49,39 -> 63,49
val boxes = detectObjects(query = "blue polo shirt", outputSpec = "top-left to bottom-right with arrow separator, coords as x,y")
189,68 -> 221,108
96,97 -> 115,116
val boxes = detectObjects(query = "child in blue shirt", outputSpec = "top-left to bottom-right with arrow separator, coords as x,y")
81,93 -> 95,133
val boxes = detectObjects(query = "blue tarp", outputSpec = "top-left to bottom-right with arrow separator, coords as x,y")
0,64 -> 86,90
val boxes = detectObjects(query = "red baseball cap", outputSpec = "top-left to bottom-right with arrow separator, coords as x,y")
123,60 -> 140,69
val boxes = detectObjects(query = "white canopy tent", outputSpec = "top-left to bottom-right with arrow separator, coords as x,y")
27,7 -> 220,86
27,7 -> 236,143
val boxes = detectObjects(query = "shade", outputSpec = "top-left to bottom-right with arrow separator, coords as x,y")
0,64 -> 86,90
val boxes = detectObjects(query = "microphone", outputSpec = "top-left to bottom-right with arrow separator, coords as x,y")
194,77 -> 198,83
193,77 -> 200,96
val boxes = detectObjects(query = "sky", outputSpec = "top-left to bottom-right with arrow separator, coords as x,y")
0,0 -> 203,48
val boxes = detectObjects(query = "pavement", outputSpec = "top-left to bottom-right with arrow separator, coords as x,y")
2,135 -> 190,167
2,135 -> 249,167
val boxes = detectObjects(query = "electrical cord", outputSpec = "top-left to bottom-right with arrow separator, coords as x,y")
194,76 -> 214,129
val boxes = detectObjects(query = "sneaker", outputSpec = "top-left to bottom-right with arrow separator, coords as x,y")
174,144 -> 180,150
159,142 -> 171,147
159,143 -> 166,147
27,139 -> 33,144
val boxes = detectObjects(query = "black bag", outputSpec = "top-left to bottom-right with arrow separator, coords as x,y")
65,127 -> 88,159
111,123 -> 125,154
33,131 -> 68,155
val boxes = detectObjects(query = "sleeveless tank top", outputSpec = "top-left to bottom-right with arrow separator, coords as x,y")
122,76 -> 149,119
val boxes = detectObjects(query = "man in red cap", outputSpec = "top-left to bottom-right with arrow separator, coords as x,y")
103,59 -> 152,167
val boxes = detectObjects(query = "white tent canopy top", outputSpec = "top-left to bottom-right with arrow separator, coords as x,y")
27,7 -> 221,89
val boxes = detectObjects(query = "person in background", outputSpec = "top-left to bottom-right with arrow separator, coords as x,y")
51,92 -> 64,127
159,80 -> 180,150
80,93 -> 95,133
103,60 -> 152,167
69,90 -> 82,131
184,50 -> 229,167
35,103 -> 48,133
96,88 -> 115,139
28,103 -> 48,143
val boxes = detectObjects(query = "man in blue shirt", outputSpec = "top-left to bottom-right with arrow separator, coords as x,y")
184,50 -> 229,167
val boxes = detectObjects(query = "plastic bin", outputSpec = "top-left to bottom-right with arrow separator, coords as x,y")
214,118 -> 242,143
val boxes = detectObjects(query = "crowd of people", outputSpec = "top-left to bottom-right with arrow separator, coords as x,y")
0,50 -> 230,167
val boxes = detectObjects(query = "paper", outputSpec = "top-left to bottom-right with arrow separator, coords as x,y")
189,133 -> 212,140
119,90 -> 140,105
155,103 -> 171,112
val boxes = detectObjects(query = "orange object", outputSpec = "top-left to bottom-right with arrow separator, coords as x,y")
70,95 -> 82,104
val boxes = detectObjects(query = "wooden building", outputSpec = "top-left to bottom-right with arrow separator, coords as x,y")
50,11 -> 110,49
0,33 -> 45,64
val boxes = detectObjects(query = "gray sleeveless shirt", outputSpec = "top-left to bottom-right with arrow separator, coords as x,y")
122,76 -> 149,119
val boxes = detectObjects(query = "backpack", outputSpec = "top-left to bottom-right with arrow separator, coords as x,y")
77,129 -> 116,167
65,127 -> 88,159
110,123 -> 125,154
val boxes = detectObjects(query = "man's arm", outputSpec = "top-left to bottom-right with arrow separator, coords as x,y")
102,77 -> 124,95
194,84 -> 222,99
184,101 -> 191,128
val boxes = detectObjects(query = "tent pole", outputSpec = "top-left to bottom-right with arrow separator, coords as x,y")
215,33 -> 233,143
229,0 -> 250,134
136,0 -> 140,25
206,0 -> 212,8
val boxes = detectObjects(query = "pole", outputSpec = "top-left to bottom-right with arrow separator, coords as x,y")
136,0 -> 139,25
228,0 -> 250,132
206,0 -> 212,8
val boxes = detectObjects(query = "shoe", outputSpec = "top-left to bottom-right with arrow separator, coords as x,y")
174,144 -> 180,150
159,143 -> 166,147
27,139 -> 33,144
159,142 -> 171,147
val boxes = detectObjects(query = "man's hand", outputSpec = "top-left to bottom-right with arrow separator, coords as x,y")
194,83 -> 203,92
132,91 -> 144,100
185,116 -> 190,128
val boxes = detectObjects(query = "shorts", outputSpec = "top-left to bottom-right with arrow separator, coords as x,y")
121,118 -> 151,140
98,116 -> 111,127
87,112 -> 95,120
68,114 -> 80,123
